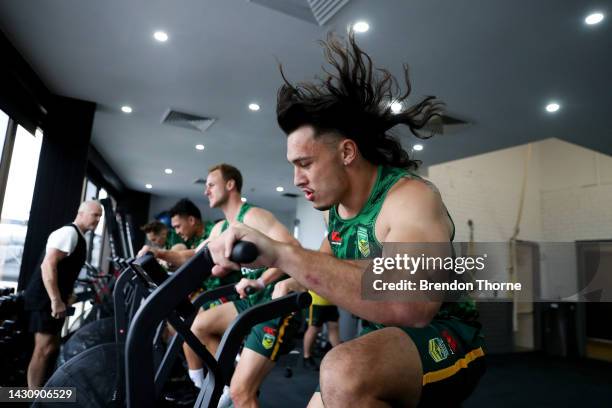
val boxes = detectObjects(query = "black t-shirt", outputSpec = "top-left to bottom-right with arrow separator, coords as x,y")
24,224 -> 87,310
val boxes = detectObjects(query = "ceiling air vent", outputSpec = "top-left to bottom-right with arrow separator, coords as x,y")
423,114 -> 471,135
162,110 -> 216,133
307,0 -> 350,25
282,193 -> 299,198
193,177 -> 206,185
247,0 -> 350,26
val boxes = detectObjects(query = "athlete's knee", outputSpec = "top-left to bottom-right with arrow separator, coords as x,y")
320,343 -> 369,401
36,334 -> 57,349
191,310 -> 218,338
191,316 -> 208,339
34,339 -> 58,359
229,377 -> 257,407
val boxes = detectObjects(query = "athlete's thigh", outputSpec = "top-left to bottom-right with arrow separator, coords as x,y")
320,326 -> 423,407
192,301 -> 238,335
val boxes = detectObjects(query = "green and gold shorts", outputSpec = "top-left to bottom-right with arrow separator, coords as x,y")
362,318 -> 486,407
234,297 -> 300,361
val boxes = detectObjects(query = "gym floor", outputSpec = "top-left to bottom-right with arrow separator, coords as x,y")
260,351 -> 612,407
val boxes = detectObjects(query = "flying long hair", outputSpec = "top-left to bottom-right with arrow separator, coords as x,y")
277,32 -> 443,170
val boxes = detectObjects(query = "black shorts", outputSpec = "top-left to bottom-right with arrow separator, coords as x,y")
28,309 -> 65,335
307,305 -> 339,327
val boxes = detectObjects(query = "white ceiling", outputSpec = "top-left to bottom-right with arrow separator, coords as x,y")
0,0 -> 610,214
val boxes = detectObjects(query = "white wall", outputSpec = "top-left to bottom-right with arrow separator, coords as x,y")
273,209 -> 297,234
539,140 -> 612,241
428,143 -> 543,243
294,197 -> 326,250
428,143 -> 543,292
537,140 -> 612,299
427,138 -> 612,300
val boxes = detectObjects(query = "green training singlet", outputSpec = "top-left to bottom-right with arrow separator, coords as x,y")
164,229 -> 185,250
186,231 -> 207,250
222,203 -> 287,303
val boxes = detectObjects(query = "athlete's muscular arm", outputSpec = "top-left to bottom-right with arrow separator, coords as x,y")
169,243 -> 188,251
137,221 -> 224,266
272,212 -> 329,298
41,248 -> 68,318
281,180 -> 447,326
195,220 -> 225,251
136,244 -> 194,265
232,207 -> 301,297
272,236 -> 330,298
209,179 -> 450,327
243,207 -> 298,245
242,207 -> 300,284
147,247 -> 196,267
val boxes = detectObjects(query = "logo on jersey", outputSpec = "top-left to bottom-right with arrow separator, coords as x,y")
357,226 -> 370,257
428,337 -> 449,363
330,231 -> 342,246
441,330 -> 457,354
241,266 -> 265,279
262,326 -> 277,349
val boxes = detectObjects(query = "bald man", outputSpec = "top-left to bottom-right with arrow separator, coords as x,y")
24,200 -> 103,387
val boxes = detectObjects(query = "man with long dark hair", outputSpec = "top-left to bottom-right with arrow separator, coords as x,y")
208,33 -> 485,407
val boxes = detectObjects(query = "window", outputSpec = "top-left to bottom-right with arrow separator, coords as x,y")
80,178 -> 110,270
0,110 -> 8,160
90,188 -> 108,269
68,187 -> 110,331
84,179 -> 97,202
0,125 -> 43,289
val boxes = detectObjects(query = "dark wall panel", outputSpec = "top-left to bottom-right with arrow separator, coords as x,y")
17,96 -> 96,290
117,191 -> 151,251
477,301 -> 514,354
0,28 -> 49,133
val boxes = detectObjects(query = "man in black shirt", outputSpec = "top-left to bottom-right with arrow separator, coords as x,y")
24,200 -> 103,388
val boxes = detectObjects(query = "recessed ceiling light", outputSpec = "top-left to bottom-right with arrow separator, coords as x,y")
248,103 -> 260,111
546,103 -> 560,113
121,105 -> 133,113
390,101 -> 403,114
353,21 -> 370,33
195,144 -> 205,151
585,13 -> 604,25
413,144 -> 424,151
154,31 -> 168,42
164,168 -> 173,174
241,197 -> 247,202
276,186 -> 284,192
145,184 -> 153,189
